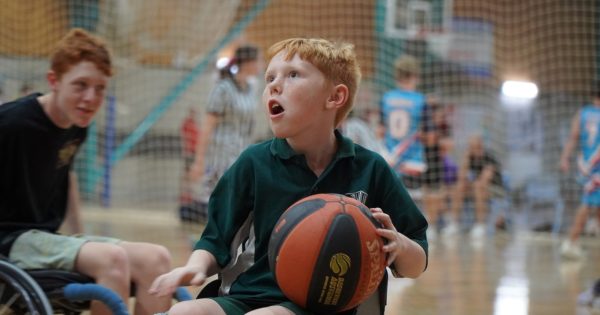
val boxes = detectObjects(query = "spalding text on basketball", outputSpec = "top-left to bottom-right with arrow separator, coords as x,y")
365,239 -> 384,294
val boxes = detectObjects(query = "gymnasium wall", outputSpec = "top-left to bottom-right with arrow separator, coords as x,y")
0,0 -> 597,212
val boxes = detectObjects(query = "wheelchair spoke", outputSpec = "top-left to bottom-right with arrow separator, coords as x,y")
0,292 -> 19,314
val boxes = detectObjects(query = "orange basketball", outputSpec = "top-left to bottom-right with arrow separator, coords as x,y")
268,193 -> 387,313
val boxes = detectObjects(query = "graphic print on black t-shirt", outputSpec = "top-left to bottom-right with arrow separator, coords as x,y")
56,139 -> 82,168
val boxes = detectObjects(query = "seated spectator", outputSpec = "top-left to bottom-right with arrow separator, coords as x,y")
446,134 -> 503,238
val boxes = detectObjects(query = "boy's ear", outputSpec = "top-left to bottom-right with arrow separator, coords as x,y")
46,70 -> 58,91
326,84 -> 349,109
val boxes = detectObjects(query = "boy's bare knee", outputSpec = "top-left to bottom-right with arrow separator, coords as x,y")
148,245 -> 172,273
128,243 -> 172,285
77,244 -> 130,291
100,246 -> 130,278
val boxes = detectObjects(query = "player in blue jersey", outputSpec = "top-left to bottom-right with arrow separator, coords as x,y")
559,87 -> 600,259
380,55 -> 426,178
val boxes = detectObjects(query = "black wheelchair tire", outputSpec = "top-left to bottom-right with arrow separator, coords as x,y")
0,260 -> 53,315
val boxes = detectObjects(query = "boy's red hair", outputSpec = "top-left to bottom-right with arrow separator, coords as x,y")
50,28 -> 113,79
267,38 -> 361,126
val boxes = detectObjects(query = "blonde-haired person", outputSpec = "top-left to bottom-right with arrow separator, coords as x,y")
380,54 -> 426,178
150,38 -> 428,315
446,134 -> 503,239
0,29 -> 172,315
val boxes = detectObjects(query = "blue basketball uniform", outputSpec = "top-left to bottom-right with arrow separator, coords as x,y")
380,88 -> 426,176
577,105 -> 600,206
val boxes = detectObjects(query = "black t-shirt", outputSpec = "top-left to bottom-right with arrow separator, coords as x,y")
469,152 -> 503,187
0,93 -> 87,255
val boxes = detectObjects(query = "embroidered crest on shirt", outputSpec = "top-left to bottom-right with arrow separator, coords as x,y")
345,191 -> 368,204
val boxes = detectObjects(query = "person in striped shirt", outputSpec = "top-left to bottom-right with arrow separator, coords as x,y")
188,44 -> 262,220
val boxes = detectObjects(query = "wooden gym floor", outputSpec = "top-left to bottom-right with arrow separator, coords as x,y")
81,206 -> 600,315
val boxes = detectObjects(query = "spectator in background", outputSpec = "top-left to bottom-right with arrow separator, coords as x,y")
178,107 -> 200,222
340,82 -> 386,154
447,134 -> 503,239
188,44 -> 262,221
420,96 -> 456,238
341,109 -> 386,154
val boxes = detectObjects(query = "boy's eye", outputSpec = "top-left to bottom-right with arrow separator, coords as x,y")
74,81 -> 87,90
289,71 -> 298,78
265,75 -> 274,83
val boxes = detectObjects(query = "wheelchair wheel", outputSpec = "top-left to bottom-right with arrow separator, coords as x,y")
0,260 -> 53,315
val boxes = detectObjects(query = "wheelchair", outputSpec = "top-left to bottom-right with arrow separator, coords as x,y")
0,257 -> 192,315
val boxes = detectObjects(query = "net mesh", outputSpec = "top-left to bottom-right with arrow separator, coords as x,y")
0,0 -> 598,234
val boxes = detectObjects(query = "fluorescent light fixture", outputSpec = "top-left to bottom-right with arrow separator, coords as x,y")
501,81 -> 538,99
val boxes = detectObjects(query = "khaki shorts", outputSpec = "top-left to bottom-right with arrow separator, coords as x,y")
8,230 -> 120,271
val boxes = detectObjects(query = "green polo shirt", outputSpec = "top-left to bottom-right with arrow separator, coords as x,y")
195,130 -> 428,308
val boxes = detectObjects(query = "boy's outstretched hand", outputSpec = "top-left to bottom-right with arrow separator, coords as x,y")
149,265 -> 207,297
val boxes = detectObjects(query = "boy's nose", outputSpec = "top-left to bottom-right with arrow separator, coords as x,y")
83,88 -> 98,101
268,77 -> 282,94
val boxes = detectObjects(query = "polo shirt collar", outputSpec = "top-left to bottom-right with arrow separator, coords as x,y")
270,129 -> 355,160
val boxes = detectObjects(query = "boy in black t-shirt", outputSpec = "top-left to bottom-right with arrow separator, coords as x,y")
0,28 -> 172,315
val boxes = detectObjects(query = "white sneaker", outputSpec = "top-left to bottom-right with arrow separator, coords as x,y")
442,221 -> 460,236
470,224 -> 486,239
561,240 -> 583,260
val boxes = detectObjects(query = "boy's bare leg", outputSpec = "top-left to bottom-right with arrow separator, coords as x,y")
120,242 -> 172,315
168,299 -> 226,315
247,305 -> 296,315
423,189 -> 445,230
76,242 -> 131,315
473,179 -> 490,224
450,180 -> 467,223
569,205 -> 590,242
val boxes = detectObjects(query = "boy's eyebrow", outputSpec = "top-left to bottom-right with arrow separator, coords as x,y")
265,62 -> 295,73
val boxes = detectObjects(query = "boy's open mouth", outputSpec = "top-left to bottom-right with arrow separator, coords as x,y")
269,101 -> 284,115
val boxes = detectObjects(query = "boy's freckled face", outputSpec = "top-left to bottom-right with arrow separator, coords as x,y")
262,52 -> 331,138
52,61 -> 108,128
